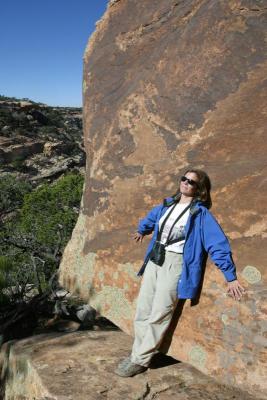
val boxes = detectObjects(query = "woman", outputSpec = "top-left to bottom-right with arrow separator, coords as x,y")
115,169 -> 245,377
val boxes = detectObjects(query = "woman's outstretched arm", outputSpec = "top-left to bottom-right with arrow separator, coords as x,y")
201,209 -> 245,301
137,204 -> 162,236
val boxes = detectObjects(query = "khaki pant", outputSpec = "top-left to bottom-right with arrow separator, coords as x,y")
131,251 -> 183,367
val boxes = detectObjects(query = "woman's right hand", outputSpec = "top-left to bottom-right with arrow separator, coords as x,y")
132,232 -> 144,243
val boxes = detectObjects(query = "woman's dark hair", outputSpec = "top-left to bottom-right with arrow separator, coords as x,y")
173,168 -> 212,209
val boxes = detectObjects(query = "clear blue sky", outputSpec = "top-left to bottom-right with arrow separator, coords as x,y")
0,0 -> 109,107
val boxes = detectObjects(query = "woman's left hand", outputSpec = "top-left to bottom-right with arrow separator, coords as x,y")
227,280 -> 245,301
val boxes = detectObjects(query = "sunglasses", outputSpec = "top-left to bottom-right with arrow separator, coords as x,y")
180,176 -> 199,187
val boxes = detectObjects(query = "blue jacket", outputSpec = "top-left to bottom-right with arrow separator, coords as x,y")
137,197 -> 237,299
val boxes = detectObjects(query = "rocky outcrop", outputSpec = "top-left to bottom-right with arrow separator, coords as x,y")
0,99 -> 84,184
59,0 -> 267,396
0,136 -> 44,164
0,331 -> 261,400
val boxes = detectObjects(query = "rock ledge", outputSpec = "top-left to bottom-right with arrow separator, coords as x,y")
1,331 -> 264,400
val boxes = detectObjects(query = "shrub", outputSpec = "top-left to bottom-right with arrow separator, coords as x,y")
0,172 -> 84,304
0,175 -> 32,214
19,172 -> 84,249
0,256 -> 13,305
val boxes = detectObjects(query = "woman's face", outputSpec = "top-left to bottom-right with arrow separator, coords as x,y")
179,172 -> 199,197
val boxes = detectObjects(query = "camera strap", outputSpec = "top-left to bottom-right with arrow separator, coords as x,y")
157,202 -> 191,246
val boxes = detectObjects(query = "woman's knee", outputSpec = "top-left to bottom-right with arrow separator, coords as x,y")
147,305 -> 175,325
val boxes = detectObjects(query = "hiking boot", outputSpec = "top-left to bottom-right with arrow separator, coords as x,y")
114,361 -> 147,377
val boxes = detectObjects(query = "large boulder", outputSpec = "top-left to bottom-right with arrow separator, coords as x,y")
59,0 -> 267,396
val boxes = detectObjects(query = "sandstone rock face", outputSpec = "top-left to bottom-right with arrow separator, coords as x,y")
59,0 -> 267,396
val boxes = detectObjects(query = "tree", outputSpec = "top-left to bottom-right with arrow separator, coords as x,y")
0,175 -> 32,218
0,172 -> 84,302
